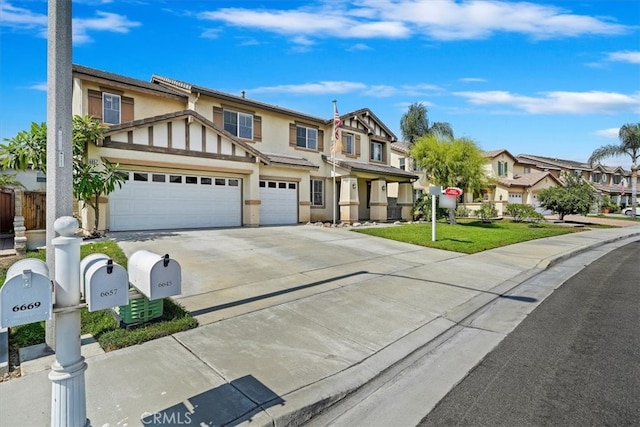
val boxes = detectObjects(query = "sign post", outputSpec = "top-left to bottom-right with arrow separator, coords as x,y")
428,186 -> 442,241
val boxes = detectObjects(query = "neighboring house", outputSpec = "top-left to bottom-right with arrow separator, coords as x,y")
516,154 -> 636,211
72,65 -> 417,232
467,150 -> 563,216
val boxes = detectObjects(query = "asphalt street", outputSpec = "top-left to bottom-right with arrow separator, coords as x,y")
419,240 -> 640,427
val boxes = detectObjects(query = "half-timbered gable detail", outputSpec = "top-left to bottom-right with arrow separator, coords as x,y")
100,110 -> 266,165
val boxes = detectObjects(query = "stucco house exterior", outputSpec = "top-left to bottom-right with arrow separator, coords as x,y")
516,154 -> 636,211
72,65 -> 417,233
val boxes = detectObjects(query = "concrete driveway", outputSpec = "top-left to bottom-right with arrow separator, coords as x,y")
113,225 -> 464,325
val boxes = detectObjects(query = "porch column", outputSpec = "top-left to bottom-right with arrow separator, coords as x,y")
244,172 -> 260,227
370,179 -> 388,222
397,183 -> 414,221
339,176 -> 359,224
13,188 -> 26,255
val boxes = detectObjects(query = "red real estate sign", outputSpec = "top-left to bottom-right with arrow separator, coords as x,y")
443,187 -> 463,197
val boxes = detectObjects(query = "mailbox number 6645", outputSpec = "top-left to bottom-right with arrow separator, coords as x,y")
12,302 -> 42,312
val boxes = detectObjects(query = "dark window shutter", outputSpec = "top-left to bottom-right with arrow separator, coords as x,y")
121,96 -> 134,122
254,115 -> 262,142
212,107 -> 223,129
289,124 -> 297,147
355,135 -> 361,156
318,129 -> 324,151
341,133 -> 347,154
88,90 -> 102,121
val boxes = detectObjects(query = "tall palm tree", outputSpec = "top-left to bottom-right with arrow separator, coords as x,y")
588,122 -> 640,219
400,102 -> 453,146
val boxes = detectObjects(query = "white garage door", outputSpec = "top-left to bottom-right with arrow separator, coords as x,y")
508,193 -> 522,204
109,171 -> 242,231
259,180 -> 298,225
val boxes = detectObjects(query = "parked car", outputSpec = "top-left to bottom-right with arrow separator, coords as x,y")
622,206 -> 640,216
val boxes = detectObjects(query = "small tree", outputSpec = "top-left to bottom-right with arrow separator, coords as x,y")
1,115 -> 126,235
537,172 -> 595,220
411,134 -> 487,224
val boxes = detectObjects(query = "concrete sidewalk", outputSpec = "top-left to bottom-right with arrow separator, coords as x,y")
1,224 -> 639,427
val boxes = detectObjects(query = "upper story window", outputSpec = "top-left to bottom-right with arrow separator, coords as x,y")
613,175 -> 623,185
591,172 -> 602,183
497,161 -> 508,177
371,141 -> 383,162
103,93 -> 121,124
88,89 -> 133,125
296,125 -> 318,150
523,167 -> 531,174
224,110 -> 253,139
345,133 -> 354,155
399,158 -> 406,171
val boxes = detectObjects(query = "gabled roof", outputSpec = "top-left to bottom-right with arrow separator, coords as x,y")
103,109 -> 270,164
498,170 -> 562,188
483,148 -> 518,162
592,163 -> 628,174
72,64 -> 187,100
151,74 -> 329,125
341,108 -> 398,142
323,156 -> 417,181
391,142 -> 410,154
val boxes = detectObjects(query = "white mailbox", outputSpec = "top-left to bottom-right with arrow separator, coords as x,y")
0,259 -> 52,328
128,251 -> 181,300
80,254 -> 129,312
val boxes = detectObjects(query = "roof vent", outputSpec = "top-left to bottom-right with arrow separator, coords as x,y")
241,90 -> 246,99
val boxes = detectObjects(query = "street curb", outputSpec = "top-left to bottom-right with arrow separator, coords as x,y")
253,231 -> 640,427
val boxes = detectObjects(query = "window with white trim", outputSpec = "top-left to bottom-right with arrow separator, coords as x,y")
399,158 -> 406,170
371,141 -> 383,162
297,125 -> 318,150
310,179 -> 324,206
224,110 -> 253,139
103,93 -> 121,125
497,161 -> 508,177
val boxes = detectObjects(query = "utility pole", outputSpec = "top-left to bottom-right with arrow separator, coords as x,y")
45,0 -> 74,348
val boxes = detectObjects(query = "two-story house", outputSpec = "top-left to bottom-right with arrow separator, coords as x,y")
72,65 -> 417,232
517,154 -> 635,210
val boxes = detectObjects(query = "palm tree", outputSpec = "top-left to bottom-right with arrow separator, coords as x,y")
588,122 -> 640,219
400,102 -> 453,146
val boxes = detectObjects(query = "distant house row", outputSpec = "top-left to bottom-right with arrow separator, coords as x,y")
390,144 -> 637,217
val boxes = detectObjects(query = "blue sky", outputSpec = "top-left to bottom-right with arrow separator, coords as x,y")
1,0 -> 639,165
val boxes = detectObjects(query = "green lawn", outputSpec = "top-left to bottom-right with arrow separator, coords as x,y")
3,240 -> 197,353
354,219 -> 588,254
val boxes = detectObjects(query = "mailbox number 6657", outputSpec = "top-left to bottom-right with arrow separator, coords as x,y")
12,302 -> 42,312
100,289 -> 118,297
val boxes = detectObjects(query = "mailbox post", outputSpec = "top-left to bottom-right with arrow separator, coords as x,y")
49,217 -> 89,427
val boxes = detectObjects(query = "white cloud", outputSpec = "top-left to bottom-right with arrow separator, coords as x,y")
459,77 -> 487,83
250,81 -> 368,95
198,1 -> 629,44
347,43 -> 373,51
0,2 -> 47,30
29,82 -> 47,92
201,28 -> 221,39
0,3 -> 140,44
454,90 -> 640,114
595,128 -> 620,138
605,50 -> 640,64
74,11 -> 141,44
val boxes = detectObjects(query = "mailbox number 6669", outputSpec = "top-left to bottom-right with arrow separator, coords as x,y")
12,302 -> 42,312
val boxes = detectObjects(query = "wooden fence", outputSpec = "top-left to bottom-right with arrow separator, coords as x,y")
23,191 -> 46,230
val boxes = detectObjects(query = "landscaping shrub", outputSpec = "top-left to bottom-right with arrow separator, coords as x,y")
505,204 -> 545,223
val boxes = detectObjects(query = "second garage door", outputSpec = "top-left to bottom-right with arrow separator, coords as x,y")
259,180 -> 298,225
109,171 -> 242,231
